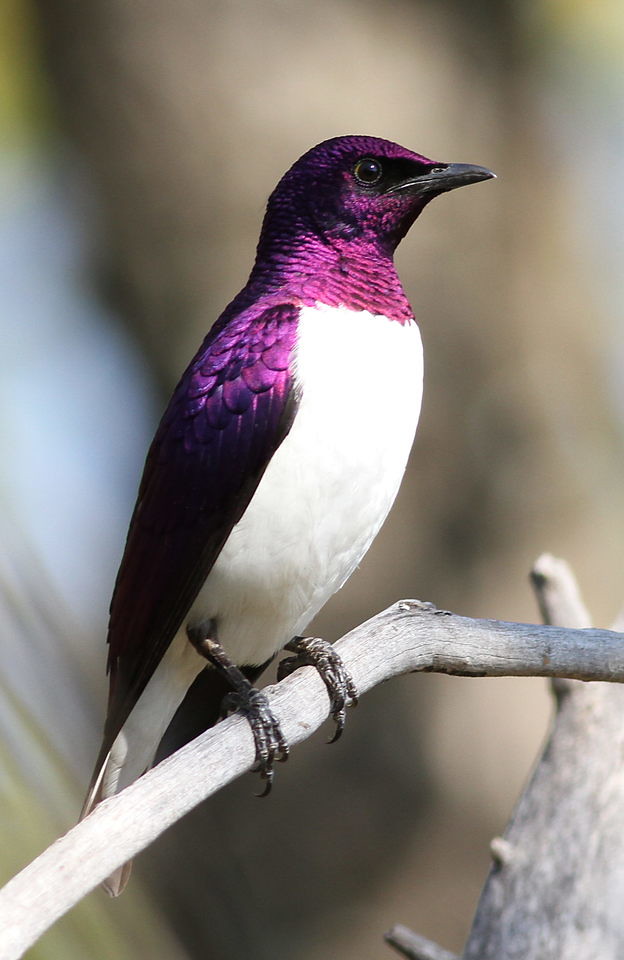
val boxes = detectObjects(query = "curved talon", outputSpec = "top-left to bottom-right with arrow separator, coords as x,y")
222,686 -> 289,794
328,713 -> 346,744
255,775 -> 273,799
279,636 -> 358,741
188,631 -> 289,793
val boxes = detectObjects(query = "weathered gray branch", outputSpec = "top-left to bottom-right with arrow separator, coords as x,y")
460,556 -> 624,959
1,597 -> 624,959
385,924 -> 459,960
529,552 -> 592,629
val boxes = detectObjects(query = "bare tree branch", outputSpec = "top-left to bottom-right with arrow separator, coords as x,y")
1,598 -> 624,959
460,559 -> 624,960
385,924 -> 459,959
530,552 -> 592,629
530,551 -> 592,699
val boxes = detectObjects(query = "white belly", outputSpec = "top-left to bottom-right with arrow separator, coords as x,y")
191,302 -> 424,665
108,303 -> 423,792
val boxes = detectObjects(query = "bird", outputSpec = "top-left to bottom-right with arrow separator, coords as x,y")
82,135 -> 494,895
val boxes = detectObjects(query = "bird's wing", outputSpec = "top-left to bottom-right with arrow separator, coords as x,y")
104,301 -> 300,744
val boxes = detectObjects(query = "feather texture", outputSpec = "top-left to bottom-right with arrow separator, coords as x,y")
104,301 -> 299,748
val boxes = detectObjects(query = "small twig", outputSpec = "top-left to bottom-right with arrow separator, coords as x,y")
530,553 -> 592,629
385,924 -> 459,960
530,552 -> 593,698
489,836 -> 516,868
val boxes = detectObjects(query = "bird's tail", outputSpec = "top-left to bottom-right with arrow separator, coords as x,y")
80,725 -> 156,896
80,632 -> 206,896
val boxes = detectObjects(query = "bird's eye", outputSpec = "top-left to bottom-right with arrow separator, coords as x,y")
353,158 -> 383,186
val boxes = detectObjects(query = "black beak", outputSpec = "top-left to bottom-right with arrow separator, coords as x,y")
389,162 -> 496,196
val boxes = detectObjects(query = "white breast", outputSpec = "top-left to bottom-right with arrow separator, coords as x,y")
192,302 -> 424,666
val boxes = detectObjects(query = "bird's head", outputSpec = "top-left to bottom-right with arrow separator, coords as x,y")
261,135 -> 495,258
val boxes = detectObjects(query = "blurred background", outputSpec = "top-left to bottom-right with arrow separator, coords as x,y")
1,0 -> 623,956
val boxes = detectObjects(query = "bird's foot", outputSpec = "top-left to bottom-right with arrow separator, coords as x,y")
278,636 -> 358,743
187,627 -> 288,796
221,686 -> 289,796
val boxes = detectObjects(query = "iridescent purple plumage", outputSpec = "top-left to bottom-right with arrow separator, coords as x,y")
85,136 -> 494,861
105,136 -> 448,729
107,302 -> 298,734
227,136 -> 443,323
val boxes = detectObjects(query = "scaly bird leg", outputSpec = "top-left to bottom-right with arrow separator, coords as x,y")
277,636 -> 359,743
187,624 -> 288,796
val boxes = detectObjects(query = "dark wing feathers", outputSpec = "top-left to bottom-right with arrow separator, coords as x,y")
104,302 -> 300,742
